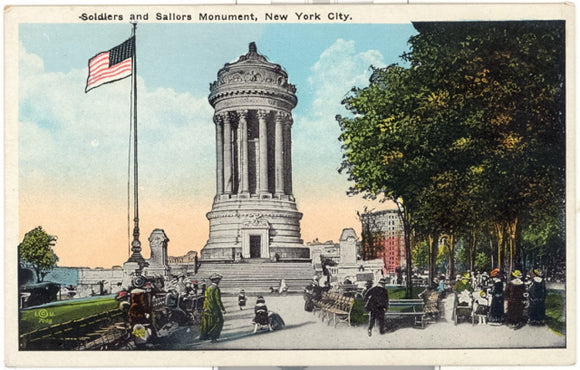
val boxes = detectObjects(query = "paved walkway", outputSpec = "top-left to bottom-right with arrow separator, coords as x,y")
150,293 -> 565,350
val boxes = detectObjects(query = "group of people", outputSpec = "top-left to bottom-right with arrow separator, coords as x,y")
452,268 -> 547,328
198,273 -> 286,343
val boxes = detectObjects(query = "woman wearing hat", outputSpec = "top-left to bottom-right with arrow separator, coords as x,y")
199,273 -> 226,343
528,269 -> 546,326
488,269 -> 505,324
505,270 -> 526,329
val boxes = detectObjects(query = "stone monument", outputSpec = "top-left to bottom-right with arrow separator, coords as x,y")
201,42 -> 309,262
144,228 -> 170,277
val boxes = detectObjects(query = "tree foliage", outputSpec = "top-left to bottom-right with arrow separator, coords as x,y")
338,21 -> 565,278
19,226 -> 59,283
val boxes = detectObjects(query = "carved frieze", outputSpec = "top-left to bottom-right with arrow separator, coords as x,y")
242,214 -> 270,228
212,93 -> 296,112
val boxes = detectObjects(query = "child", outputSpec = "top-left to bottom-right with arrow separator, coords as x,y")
472,288 -> 490,325
238,289 -> 247,310
252,296 -> 272,333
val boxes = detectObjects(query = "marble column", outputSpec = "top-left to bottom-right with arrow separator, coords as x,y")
274,111 -> 285,196
238,110 -> 249,194
284,117 -> 293,196
215,115 -> 224,195
258,110 -> 269,194
223,113 -> 232,194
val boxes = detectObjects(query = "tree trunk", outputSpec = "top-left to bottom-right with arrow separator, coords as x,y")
448,234 -> 456,280
34,267 -> 44,283
494,222 -> 504,270
506,217 -> 519,274
395,199 -> 413,298
470,229 -> 476,271
429,233 -> 439,287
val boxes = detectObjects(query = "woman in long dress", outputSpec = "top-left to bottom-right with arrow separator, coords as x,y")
199,273 -> 226,343
505,270 -> 526,329
528,269 -> 546,326
488,269 -> 505,324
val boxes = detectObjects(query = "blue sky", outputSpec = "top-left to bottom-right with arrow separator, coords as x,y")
18,22 -> 416,267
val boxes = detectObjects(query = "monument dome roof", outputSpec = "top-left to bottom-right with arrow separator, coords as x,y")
208,42 -> 297,110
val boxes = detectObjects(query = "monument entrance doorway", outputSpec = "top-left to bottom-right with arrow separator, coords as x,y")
250,235 -> 261,258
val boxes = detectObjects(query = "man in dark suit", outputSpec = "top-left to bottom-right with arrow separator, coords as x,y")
363,277 -> 389,336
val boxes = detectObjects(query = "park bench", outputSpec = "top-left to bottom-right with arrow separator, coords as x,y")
385,299 -> 426,328
322,292 -> 355,327
421,290 -> 441,320
311,291 -> 332,317
313,291 -> 355,327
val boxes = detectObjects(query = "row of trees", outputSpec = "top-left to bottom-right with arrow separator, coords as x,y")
338,21 -> 566,296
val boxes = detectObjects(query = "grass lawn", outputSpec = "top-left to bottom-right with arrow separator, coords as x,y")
545,289 -> 565,336
351,286 -> 424,325
19,296 -> 119,335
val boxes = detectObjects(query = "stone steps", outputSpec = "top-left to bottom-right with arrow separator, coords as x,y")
194,261 -> 315,294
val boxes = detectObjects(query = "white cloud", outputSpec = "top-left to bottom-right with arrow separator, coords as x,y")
308,39 -> 385,120
18,43 -> 215,201
293,39 -> 385,199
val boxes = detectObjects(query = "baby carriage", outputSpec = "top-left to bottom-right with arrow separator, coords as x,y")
268,311 -> 286,331
453,289 -> 473,325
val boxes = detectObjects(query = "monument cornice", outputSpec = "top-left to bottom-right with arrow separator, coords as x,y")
209,88 -> 297,109
206,210 -> 303,221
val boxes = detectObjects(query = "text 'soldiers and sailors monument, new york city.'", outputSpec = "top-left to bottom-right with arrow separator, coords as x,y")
201,42 -> 310,262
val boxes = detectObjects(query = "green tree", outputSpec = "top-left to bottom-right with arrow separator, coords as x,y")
412,239 -> 430,272
18,226 -> 59,283
338,21 -> 565,282
475,251 -> 491,272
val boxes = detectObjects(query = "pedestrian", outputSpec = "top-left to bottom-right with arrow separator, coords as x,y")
528,268 -> 547,326
238,289 -> 247,310
303,279 -> 317,312
488,268 -> 505,324
199,273 -> 226,343
363,277 -> 389,336
176,275 -> 187,295
252,296 -> 272,333
437,275 -> 447,297
505,270 -> 526,329
278,279 -> 288,295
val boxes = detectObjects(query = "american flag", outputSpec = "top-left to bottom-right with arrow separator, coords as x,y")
85,36 -> 135,93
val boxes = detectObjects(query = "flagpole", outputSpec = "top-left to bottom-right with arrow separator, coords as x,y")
127,22 -> 146,268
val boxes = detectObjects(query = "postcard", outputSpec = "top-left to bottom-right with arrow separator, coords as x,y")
4,2 -> 575,367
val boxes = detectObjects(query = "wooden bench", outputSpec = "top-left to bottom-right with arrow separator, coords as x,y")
385,299 -> 426,328
311,291 -> 331,316
313,291 -> 355,327
421,290 -> 441,320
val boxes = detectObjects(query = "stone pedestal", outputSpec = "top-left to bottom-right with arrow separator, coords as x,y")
202,196 -> 308,261
339,228 -> 358,266
144,229 -> 171,277
122,261 -> 141,289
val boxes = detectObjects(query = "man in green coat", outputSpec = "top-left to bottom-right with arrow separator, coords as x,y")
199,273 -> 226,343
